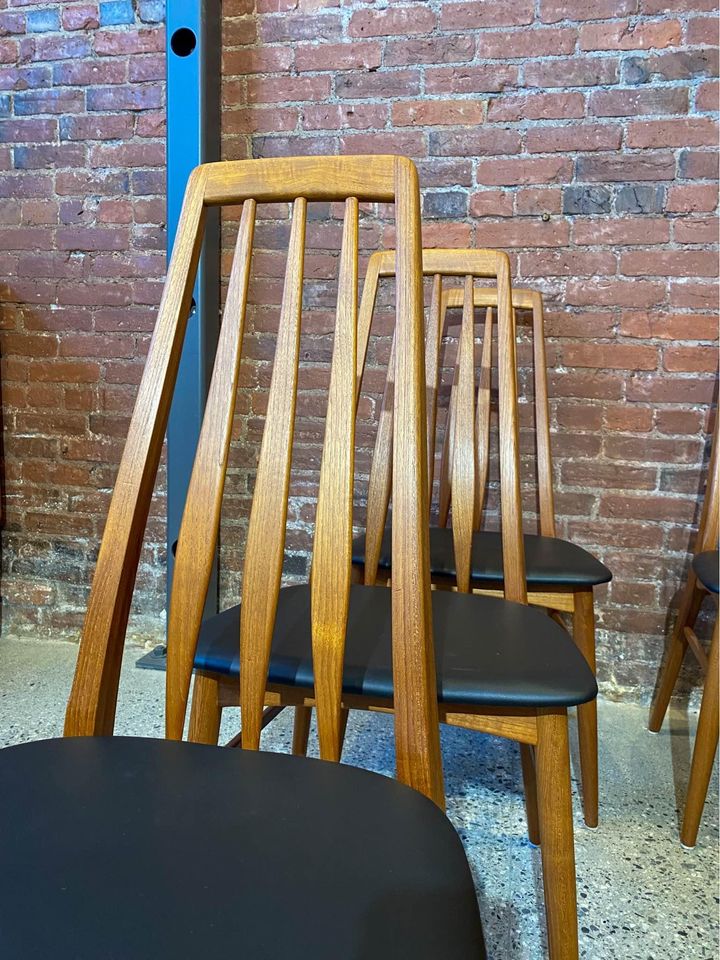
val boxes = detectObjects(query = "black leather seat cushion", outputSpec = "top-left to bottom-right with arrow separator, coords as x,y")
195,584 -> 597,708
693,550 -> 719,594
0,737 -> 485,959
352,528 -> 612,587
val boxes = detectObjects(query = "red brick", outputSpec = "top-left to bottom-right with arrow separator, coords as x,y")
673,217 -> 717,245
488,92 -> 584,122
622,250 -> 718,278
666,184 -> 718,213
478,26 -> 577,59
526,123 -> 622,153
520,249 -> 617,277
440,0 -> 534,29
663,345 -> 718,373
669,282 -> 718,309
430,127 -> 520,157
349,6 -> 435,38
656,410 -> 705,435
295,41 -> 381,72
514,187 -> 562,215
128,55 -> 164,83
566,279 -> 665,308
580,19 -> 681,51
572,218 -> 670,246
476,156 -> 573,186
576,153 -> 676,181
697,80 -> 720,113
686,15 -> 719,44
385,35 -> 475,67
562,343 -> 658,370
475,219 -> 570,247
393,99 -> 484,127
425,64 -> 518,95
620,311 -> 718,341
62,4 -> 99,31
469,191 -> 513,218
541,0 -> 637,21
627,117 -> 718,148
524,56 -> 619,88
604,406 -> 654,432
589,87 -> 688,117
627,376 -> 715,404
223,45 -> 292,76
94,29 -> 164,57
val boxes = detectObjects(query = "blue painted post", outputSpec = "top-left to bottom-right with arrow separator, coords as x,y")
165,1 -> 221,626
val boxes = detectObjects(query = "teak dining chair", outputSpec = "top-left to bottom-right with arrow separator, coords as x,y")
50,155 -> 487,958
351,258 -> 611,828
189,246 -> 597,960
649,415 -> 719,847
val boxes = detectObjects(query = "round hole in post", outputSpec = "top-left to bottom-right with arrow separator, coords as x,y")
170,27 -> 197,57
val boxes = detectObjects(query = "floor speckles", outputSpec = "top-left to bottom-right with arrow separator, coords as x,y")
1,637 -> 717,959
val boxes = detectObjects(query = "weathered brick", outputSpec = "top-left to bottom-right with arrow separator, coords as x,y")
562,185 -> 612,215
423,190 -> 467,219
615,184 -> 665,214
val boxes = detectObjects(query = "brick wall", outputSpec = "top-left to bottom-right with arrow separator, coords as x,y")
0,0 -> 717,702
0,0 -> 167,641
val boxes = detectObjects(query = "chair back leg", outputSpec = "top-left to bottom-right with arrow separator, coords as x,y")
681,617 -> 719,847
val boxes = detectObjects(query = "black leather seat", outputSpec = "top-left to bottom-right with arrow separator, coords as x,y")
0,737 -> 485,959
195,584 -> 597,708
693,549 -> 719,595
352,528 -> 612,588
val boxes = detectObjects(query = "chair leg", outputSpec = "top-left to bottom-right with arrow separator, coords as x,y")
536,708 -> 579,960
649,574 -> 704,733
188,672 -> 222,745
520,743 -> 541,845
572,588 -> 599,828
338,706 -> 349,759
681,618 -> 719,847
292,706 -> 312,756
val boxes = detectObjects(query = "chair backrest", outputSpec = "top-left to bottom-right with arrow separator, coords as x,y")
437,286 -> 556,540
358,249 -> 526,601
64,156 -> 444,806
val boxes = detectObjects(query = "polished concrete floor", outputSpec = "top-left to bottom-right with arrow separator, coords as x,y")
0,636 -> 717,960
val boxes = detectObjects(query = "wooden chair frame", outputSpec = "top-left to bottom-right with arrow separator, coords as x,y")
649,415 -> 719,846
190,247 -> 584,960
356,253 -> 600,829
64,155 -> 446,806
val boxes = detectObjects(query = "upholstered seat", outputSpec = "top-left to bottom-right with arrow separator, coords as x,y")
353,528 -> 612,588
195,584 -> 597,708
0,737 -> 485,959
692,550 -> 719,595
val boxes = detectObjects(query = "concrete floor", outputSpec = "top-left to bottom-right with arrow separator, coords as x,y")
0,636 -> 717,960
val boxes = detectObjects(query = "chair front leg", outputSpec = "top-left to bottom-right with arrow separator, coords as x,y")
535,708 -> 579,960
649,572 -> 704,733
572,588 -> 599,827
188,671 -> 222,745
681,617 -> 719,847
